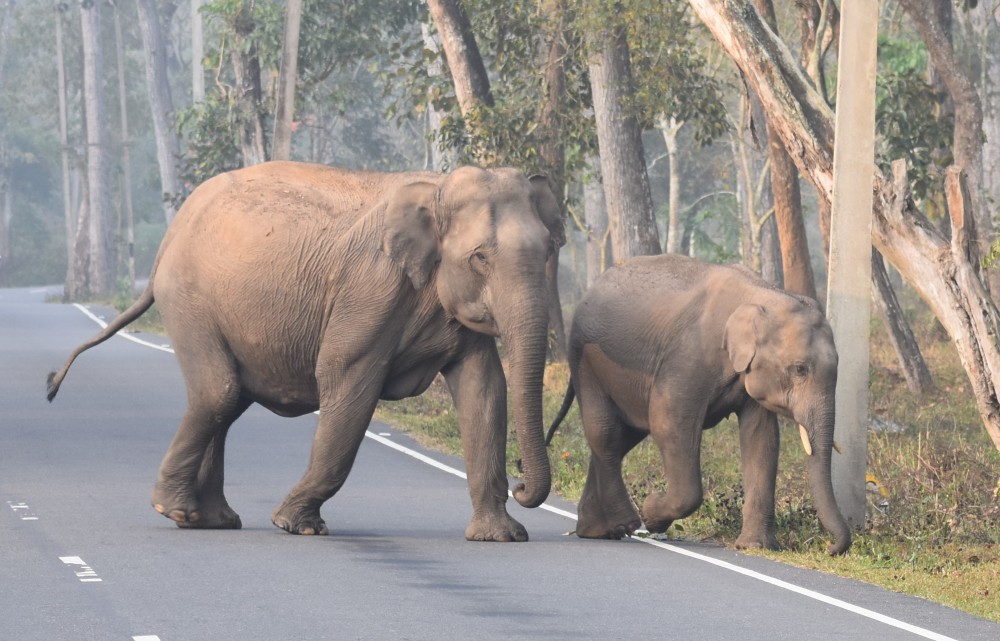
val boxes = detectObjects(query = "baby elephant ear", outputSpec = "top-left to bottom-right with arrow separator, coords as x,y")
381,181 -> 440,290
723,304 -> 762,373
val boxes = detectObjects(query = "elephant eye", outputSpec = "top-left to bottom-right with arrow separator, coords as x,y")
470,250 -> 490,274
792,363 -> 809,378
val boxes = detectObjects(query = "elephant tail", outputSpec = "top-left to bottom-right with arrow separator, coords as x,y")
46,283 -> 156,402
544,382 -> 576,446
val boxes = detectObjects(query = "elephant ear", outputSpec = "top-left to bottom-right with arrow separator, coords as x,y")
529,174 -> 566,249
381,181 -> 441,290
723,304 -> 763,373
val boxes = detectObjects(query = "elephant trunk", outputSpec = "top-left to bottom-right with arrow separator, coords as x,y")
499,301 -> 552,509
804,410 -> 852,555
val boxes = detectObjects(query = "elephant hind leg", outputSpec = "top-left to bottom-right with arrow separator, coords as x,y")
576,388 -> 645,539
152,345 -> 248,529
176,395 -> 252,529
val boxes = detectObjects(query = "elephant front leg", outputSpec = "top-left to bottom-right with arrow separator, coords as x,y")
642,404 -> 705,534
271,377 -> 381,536
734,405 -> 780,550
443,342 -> 527,542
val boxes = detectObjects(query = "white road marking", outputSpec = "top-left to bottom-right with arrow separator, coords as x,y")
7,500 -> 39,520
69,304 -> 959,641
59,556 -> 102,582
72,304 -> 174,353
132,636 -> 161,640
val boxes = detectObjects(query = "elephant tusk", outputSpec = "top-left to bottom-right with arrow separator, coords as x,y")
798,424 -> 813,456
833,441 -> 843,454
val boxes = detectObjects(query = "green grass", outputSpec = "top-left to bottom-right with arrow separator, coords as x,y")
375,308 -> 1000,622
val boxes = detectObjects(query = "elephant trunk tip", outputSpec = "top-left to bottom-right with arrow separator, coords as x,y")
826,529 -> 852,556
512,480 -> 550,509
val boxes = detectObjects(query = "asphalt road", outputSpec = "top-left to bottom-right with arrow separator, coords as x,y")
2,285 -> 998,641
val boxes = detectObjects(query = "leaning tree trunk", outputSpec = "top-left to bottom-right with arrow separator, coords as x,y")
425,0 -> 493,118
588,25 -> 661,260
136,0 -> 182,221
754,0 -> 815,299
688,0 -> 1000,451
871,247 -> 933,395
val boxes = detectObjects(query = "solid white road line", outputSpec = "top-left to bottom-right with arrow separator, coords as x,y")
69,303 -> 957,641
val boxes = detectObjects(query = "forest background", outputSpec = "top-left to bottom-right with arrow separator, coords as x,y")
1,0 -> 999,621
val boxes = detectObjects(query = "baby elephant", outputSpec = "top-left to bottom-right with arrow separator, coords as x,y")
548,254 -> 851,555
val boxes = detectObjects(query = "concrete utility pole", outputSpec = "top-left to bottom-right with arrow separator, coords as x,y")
827,0 -> 879,529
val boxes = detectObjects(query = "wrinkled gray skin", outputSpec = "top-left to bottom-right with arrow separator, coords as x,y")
48,161 -> 564,542
551,254 -> 851,555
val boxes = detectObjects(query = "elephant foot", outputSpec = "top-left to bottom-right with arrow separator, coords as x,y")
465,511 -> 528,542
152,486 -> 242,529
576,492 -> 641,540
271,502 -> 328,536
641,491 -> 701,534
734,529 -> 780,551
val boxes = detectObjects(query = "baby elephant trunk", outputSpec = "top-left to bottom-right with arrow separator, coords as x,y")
802,414 -> 852,555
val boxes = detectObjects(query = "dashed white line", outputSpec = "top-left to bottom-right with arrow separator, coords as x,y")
7,500 -> 39,520
70,301 -> 959,641
59,556 -> 102,582
132,636 -> 161,641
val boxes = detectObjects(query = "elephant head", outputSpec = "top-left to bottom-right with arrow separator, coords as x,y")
382,166 -> 564,508
723,295 -> 851,555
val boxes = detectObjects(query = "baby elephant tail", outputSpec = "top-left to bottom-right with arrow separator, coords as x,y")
544,383 -> 576,446
46,285 -> 156,402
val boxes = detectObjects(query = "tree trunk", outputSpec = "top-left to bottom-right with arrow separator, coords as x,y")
961,2 -> 1000,261
136,0 -> 182,219
754,0 -> 815,298
0,0 -> 9,274
688,0 -> 1000,451
871,248 -> 933,395
420,22 -> 451,171
538,0 -> 569,362
900,0 -> 998,298
231,1 -> 267,166
588,25 -> 661,260
81,0 -> 114,297
660,117 -> 684,254
425,0 -> 493,117
113,6 -> 136,291
55,4 -> 82,299
583,159 -> 610,288
191,0 -> 205,103
66,168 -> 91,302
271,0 -> 302,162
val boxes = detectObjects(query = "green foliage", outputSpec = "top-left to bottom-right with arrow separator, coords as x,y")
875,35 -> 953,204
177,0 -> 425,191
175,93 -> 243,196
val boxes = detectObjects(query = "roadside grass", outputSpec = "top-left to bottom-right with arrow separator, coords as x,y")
375,308 -> 1000,622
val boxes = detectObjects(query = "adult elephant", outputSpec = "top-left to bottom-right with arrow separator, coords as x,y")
48,161 -> 564,542
546,254 -> 851,555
